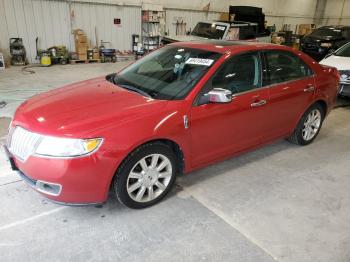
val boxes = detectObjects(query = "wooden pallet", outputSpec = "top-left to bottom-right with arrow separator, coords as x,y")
70,59 -> 101,64
116,54 -> 135,62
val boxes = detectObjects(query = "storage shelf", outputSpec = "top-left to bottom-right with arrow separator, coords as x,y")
141,9 -> 164,53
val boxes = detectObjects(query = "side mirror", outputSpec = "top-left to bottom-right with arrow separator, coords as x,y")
206,88 -> 232,103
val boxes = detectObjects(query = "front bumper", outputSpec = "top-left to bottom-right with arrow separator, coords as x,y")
4,145 -> 117,205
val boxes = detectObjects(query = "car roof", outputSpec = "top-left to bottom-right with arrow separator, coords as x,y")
169,40 -> 282,54
198,20 -> 258,27
319,25 -> 350,30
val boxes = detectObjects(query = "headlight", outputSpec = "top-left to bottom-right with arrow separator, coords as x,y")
321,43 -> 332,48
35,136 -> 103,157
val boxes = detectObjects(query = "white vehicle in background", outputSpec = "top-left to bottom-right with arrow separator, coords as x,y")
320,42 -> 350,97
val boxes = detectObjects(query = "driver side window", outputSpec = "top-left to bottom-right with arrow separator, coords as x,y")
211,52 -> 262,95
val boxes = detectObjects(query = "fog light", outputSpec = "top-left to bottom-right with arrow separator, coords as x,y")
35,180 -> 62,196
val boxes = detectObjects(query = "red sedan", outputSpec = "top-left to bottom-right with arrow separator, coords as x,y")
5,41 -> 339,208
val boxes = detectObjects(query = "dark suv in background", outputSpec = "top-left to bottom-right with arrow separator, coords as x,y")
301,26 -> 350,61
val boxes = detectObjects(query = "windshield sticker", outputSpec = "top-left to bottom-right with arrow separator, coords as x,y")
185,58 -> 214,66
216,25 -> 226,31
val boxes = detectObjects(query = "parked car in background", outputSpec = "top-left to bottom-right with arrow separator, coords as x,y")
320,42 -> 350,97
162,21 -> 271,44
5,41 -> 339,209
301,25 -> 350,61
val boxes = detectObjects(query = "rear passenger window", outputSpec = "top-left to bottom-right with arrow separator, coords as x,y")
212,52 -> 261,94
264,51 -> 313,85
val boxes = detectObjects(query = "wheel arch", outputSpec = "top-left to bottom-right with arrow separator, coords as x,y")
289,99 -> 328,137
109,138 -> 186,190
314,99 -> 328,116
146,138 -> 185,175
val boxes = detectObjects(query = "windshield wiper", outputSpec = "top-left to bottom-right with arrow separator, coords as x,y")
118,84 -> 152,98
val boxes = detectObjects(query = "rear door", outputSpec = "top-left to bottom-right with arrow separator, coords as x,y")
261,50 -> 315,141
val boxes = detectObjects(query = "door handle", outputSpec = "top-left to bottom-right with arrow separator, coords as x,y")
251,100 -> 267,108
304,85 -> 315,93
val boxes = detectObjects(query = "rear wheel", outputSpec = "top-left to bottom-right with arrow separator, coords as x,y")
114,142 -> 177,209
287,103 -> 324,145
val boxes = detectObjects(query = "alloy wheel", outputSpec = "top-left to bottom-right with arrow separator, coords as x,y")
126,154 -> 173,203
302,109 -> 321,141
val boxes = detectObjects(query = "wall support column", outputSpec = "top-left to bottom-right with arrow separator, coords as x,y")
314,0 -> 327,25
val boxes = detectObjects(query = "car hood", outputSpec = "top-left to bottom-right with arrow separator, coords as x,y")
303,34 -> 340,42
319,55 -> 350,70
13,76 -> 169,137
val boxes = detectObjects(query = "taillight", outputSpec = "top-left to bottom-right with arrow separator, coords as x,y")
333,69 -> 341,96
335,69 -> 340,80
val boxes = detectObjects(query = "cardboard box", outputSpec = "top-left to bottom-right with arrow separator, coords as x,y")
297,24 -> 315,35
220,12 -> 230,22
271,33 -> 284,45
76,41 -> 88,47
76,46 -> 88,54
93,51 -> 99,60
75,34 -> 87,43
73,29 -> 85,35
78,53 -> 87,60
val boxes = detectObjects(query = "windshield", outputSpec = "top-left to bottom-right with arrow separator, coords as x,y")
335,42 -> 350,57
191,22 -> 227,39
310,27 -> 342,38
110,46 -> 221,100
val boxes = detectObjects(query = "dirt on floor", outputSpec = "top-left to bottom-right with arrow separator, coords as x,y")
0,117 -> 11,138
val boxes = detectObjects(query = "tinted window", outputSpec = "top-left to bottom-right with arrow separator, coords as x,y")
264,51 -> 312,85
310,27 -> 342,38
111,46 -> 221,100
212,52 -> 261,94
335,42 -> 350,57
191,22 -> 227,39
225,26 -> 257,41
239,26 -> 257,40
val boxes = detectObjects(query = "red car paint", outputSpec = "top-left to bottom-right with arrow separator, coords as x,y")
8,41 -> 339,204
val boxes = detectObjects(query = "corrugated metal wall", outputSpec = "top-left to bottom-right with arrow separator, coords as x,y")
321,0 -> 350,25
0,0 -> 319,64
0,0 -> 141,63
165,9 -> 220,36
69,2 -> 141,53
0,0 -> 71,64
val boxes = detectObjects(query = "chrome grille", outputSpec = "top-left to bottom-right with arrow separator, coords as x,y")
339,70 -> 350,85
8,126 -> 42,162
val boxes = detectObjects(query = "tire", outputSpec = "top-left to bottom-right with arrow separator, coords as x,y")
287,103 -> 324,146
114,142 -> 178,209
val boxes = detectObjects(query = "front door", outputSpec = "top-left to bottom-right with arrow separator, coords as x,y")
190,51 -> 269,167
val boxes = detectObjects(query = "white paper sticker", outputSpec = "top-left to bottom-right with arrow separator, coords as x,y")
216,25 -> 226,31
185,58 -> 214,66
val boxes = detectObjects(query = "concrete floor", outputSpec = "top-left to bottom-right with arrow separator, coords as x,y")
1,63 -> 350,262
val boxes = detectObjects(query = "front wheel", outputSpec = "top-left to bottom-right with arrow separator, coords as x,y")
114,142 -> 177,209
287,103 -> 324,145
